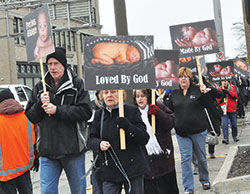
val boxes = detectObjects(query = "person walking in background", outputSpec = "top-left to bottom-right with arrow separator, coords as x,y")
25,47 -> 92,194
88,89 -> 149,194
236,76 -> 246,118
166,67 -> 211,194
202,77 -> 224,159
134,89 -> 179,194
0,89 -> 36,194
218,80 -> 239,144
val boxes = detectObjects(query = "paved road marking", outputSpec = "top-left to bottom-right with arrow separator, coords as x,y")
175,154 -> 227,161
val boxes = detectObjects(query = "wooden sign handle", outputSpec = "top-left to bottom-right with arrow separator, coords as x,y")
40,58 -> 47,93
195,56 -> 203,85
151,89 -> 156,134
118,90 -> 126,150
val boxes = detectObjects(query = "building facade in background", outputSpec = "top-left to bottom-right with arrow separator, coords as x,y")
0,0 -> 101,88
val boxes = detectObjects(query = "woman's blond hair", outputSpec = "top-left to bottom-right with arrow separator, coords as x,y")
178,67 -> 194,82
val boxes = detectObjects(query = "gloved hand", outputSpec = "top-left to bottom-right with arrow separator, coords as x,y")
31,157 -> 40,172
148,104 -> 159,115
222,89 -> 230,96
117,117 -> 130,130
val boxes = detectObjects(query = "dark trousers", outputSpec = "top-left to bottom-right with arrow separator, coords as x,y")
102,175 -> 144,194
0,170 -> 33,194
91,167 -> 103,194
144,170 -> 179,194
208,144 -> 215,154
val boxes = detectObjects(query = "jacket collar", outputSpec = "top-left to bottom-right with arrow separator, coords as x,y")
44,68 -> 75,95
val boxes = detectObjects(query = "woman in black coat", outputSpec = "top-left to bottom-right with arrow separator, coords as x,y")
134,89 -> 179,194
88,89 -> 150,194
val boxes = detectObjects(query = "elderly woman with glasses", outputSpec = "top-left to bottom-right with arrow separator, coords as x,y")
166,67 -> 211,194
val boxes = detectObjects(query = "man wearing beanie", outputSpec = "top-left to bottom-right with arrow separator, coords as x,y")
0,89 -> 36,194
25,47 -> 92,194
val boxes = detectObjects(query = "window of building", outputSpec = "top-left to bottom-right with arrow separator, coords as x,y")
13,17 -> 20,44
80,33 -> 91,53
13,17 -> 25,45
67,31 -> 71,51
26,65 -> 32,73
71,31 -> 76,51
56,32 -> 61,47
19,20 -> 25,45
62,32 -> 66,48
92,7 -> 97,24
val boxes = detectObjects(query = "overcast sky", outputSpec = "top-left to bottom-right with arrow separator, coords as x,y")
98,0 -> 245,61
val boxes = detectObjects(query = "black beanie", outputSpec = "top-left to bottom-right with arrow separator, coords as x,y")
0,89 -> 14,103
46,47 -> 67,68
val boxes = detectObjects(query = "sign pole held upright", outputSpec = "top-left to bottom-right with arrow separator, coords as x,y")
151,89 -> 156,134
118,89 -> 126,150
196,56 -> 203,85
40,58 -> 47,92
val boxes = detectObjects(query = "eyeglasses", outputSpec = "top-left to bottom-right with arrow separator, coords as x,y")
179,75 -> 189,79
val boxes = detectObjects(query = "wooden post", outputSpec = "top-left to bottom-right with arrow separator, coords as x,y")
118,89 -> 126,150
151,89 -> 156,134
40,58 -> 47,92
195,56 -> 203,85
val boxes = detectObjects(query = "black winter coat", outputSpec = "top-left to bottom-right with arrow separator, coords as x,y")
25,69 -> 92,159
167,84 -> 209,137
143,102 -> 176,179
88,104 -> 150,182
202,86 -> 224,136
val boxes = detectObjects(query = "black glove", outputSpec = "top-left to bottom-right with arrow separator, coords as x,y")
222,89 -> 230,96
31,157 -> 40,172
117,117 -> 130,130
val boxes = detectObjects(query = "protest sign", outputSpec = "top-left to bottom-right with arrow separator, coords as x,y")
170,20 -> 219,57
84,36 -> 155,90
23,4 -> 54,62
154,50 -> 179,89
206,60 -> 234,82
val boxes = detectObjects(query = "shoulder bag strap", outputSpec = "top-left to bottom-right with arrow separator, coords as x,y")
204,108 -> 216,134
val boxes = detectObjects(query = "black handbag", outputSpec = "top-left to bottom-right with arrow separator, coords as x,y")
204,108 -> 219,145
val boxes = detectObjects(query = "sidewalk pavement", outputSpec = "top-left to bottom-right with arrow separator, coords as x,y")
173,107 -> 250,194
32,108 -> 250,194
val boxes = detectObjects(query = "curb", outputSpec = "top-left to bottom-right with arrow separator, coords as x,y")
212,144 -> 250,194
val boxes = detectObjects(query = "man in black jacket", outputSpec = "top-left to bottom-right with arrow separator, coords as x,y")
25,47 -> 92,194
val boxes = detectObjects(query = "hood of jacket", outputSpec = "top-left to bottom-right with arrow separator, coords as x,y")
0,99 -> 24,115
44,68 -> 77,95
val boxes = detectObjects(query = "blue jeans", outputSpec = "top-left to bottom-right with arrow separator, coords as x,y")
221,112 -> 238,140
40,152 -> 86,194
102,175 -> 144,194
176,131 -> 209,193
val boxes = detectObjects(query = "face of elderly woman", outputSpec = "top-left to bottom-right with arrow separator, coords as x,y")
179,73 -> 190,90
102,90 -> 119,109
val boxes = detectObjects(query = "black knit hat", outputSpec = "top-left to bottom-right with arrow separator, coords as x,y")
0,89 -> 14,103
46,47 -> 67,68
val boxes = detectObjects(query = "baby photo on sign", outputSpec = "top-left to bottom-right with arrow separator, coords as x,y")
170,20 -> 219,57
154,50 -> 179,89
233,58 -> 250,79
23,4 -> 54,62
206,60 -> 234,82
84,36 -> 155,90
